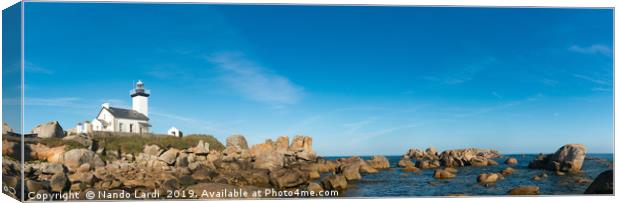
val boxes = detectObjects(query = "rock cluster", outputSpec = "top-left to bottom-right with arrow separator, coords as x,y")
249,135 -> 316,170
398,147 -> 501,170
528,144 -> 587,173
17,134 -> 391,200
2,158 -> 21,199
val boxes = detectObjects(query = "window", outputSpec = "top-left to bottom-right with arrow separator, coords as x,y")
129,124 -> 133,133
119,123 -> 123,132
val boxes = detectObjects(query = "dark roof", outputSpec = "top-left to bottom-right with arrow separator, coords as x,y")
105,107 -> 149,121
131,89 -> 150,97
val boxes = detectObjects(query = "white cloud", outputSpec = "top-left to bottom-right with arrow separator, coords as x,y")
25,61 -> 53,74
24,97 -> 85,108
207,52 -> 304,105
572,73 -> 612,86
569,44 -> 612,56
592,87 -> 612,92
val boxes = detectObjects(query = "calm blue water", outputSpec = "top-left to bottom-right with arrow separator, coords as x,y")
324,154 -> 613,196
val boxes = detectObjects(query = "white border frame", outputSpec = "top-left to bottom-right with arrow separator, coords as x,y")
1,1 -> 618,203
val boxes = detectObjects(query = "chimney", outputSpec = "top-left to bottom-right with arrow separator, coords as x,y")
102,103 -> 110,109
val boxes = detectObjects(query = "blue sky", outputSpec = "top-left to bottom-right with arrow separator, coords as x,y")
22,3 -> 613,155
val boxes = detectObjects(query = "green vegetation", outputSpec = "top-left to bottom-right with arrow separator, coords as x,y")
91,132 -> 225,154
32,132 -> 225,157
36,137 -> 86,151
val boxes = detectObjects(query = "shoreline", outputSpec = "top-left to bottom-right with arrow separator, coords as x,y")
1,128 -> 615,200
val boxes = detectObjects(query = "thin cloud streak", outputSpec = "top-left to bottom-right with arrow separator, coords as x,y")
350,94 -> 543,143
569,44 -> 612,56
24,97 -> 86,108
572,73 -> 612,86
207,52 -> 304,106
25,61 -> 54,74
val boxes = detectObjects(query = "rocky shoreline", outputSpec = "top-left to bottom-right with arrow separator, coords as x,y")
1,122 -> 615,200
4,132 -> 396,200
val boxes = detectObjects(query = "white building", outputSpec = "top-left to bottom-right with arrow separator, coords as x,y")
167,127 -> 183,137
75,121 -> 93,134
90,80 -> 151,134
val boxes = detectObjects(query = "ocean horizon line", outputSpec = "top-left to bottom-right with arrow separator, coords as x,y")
318,152 -> 614,158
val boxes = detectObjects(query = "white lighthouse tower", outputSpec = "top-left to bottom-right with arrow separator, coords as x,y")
131,80 -> 150,117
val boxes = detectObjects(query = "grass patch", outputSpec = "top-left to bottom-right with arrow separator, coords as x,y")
92,132 -> 224,155
31,132 -> 225,156
36,137 -> 86,151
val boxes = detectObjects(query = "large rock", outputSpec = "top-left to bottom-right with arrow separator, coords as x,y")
2,122 -> 13,135
249,135 -> 317,169
477,173 -> 503,184
249,140 -> 284,170
416,159 -> 440,169
316,159 -> 338,173
26,179 -> 50,194
269,168 -> 308,188
398,157 -> 415,168
189,140 -> 210,155
501,167 -> 515,175
68,172 -> 96,186
2,140 -> 18,159
221,145 -> 251,162
50,173 -> 68,192
274,136 -> 290,153
528,144 -> 587,173
433,169 -> 456,179
508,186 -> 540,195
358,161 -> 378,173
366,155 -> 390,169
159,148 -> 180,165
41,163 -> 66,175
426,147 -> 438,156
31,121 -> 64,138
337,157 -> 364,181
63,149 -> 105,171
28,143 -> 65,163
226,135 -> 249,150
341,164 -> 362,181
143,145 -> 163,156
504,157 -> 518,165
290,135 -> 316,161
584,170 -> 613,194
239,169 -> 271,187
321,175 -> 347,190
307,182 -> 323,193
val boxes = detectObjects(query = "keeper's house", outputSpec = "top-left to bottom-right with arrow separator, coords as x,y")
78,80 -> 151,134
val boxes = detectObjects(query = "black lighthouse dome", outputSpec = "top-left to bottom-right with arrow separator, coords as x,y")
131,80 -> 150,97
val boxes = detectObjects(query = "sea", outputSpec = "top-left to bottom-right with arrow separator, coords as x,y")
324,154 -> 613,197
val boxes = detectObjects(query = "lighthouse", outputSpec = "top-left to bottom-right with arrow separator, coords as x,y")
83,80 -> 151,134
131,80 -> 150,117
